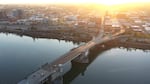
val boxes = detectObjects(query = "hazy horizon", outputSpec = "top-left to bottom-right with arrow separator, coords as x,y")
0,0 -> 150,5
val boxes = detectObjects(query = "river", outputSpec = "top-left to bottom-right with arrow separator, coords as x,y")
0,33 -> 79,84
0,33 -> 150,84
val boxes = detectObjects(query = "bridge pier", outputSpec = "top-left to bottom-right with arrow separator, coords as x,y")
72,49 -> 89,63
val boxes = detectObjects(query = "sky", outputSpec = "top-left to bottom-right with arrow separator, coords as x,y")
0,0 -> 150,5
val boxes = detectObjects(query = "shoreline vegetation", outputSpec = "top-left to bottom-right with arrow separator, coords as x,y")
0,25 -> 150,47
0,25 -> 99,42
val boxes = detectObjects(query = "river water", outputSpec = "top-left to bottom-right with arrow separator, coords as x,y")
0,33 -> 79,84
0,33 -> 150,84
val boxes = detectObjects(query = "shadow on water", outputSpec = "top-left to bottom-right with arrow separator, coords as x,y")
63,45 -> 108,84
56,40 -> 150,84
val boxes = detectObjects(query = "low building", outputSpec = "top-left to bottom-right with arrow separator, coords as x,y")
145,27 -> 150,33
144,23 -> 150,33
29,16 -> 49,24
64,15 -> 77,21
49,18 -> 59,25
131,25 -> 142,32
104,20 -> 112,26
87,22 -> 96,28
76,21 -> 87,28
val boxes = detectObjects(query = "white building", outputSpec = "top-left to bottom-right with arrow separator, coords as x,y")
144,23 -> 150,33
29,16 -> 49,24
145,27 -> 150,32
64,15 -> 78,21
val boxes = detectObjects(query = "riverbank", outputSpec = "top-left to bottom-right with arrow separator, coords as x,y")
0,25 -> 99,42
0,25 -> 150,46
100,38 -> 150,50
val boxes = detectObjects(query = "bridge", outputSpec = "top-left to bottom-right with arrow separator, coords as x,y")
18,18 -> 125,84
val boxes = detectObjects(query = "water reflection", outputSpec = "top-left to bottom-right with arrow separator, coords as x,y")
49,41 -> 150,84
0,33 -> 79,84
63,45 -> 107,84
0,32 -> 150,84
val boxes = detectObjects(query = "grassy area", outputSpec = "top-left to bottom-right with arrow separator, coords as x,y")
134,32 -> 150,39
125,29 -> 150,39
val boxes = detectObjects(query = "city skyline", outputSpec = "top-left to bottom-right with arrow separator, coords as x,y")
0,0 -> 150,5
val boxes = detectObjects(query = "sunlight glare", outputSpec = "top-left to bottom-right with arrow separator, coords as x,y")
0,0 -> 149,5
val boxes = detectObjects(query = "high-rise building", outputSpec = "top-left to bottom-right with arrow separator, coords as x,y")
0,10 -> 8,21
9,9 -> 24,19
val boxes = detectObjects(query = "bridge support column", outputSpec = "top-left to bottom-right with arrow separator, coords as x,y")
52,64 -> 63,73
72,49 -> 89,63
